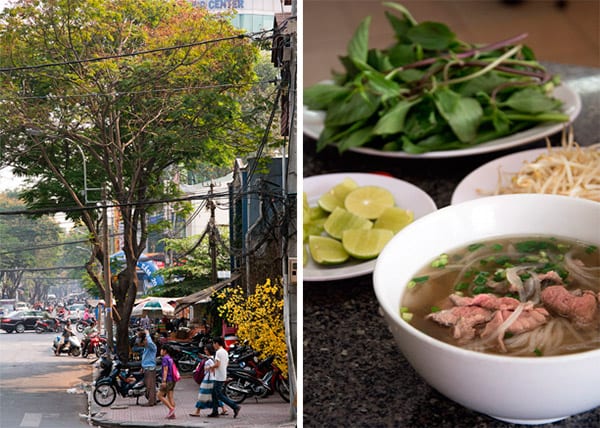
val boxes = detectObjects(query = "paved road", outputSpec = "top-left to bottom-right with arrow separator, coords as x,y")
0,330 -> 94,428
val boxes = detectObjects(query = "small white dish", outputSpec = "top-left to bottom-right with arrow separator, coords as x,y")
451,148 -> 547,204
303,172 -> 437,282
303,84 -> 581,158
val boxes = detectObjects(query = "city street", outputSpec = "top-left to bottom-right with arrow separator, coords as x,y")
0,330 -> 93,428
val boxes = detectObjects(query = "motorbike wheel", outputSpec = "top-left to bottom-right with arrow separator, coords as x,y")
93,384 -> 116,407
70,347 -> 81,357
94,344 -> 106,358
76,322 -> 84,333
177,355 -> 196,373
224,379 -> 247,404
276,377 -> 291,403
35,326 -> 44,334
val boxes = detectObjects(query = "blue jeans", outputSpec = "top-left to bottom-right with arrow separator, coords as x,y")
212,380 -> 239,414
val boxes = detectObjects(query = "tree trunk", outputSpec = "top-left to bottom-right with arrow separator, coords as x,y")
113,269 -> 139,361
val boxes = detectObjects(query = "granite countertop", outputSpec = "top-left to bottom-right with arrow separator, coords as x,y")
302,64 -> 600,427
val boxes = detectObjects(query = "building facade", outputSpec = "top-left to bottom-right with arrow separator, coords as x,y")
190,0 -> 291,32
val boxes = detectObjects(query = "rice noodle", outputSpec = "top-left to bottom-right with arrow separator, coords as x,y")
484,128 -> 600,201
564,251 -> 600,290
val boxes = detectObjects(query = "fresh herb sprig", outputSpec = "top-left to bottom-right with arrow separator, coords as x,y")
304,2 -> 570,154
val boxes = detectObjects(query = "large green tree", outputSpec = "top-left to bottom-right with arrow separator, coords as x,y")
0,0 -> 260,358
0,192 -> 64,301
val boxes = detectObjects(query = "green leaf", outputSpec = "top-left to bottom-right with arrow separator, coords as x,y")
407,22 -> 455,51
325,89 -> 380,127
384,11 -> 412,43
457,72 -> 510,97
387,44 -> 416,67
347,16 -> 371,65
337,125 -> 375,152
434,88 -> 483,143
304,83 -> 350,111
367,48 -> 393,72
373,99 -> 420,135
383,2 -> 418,26
501,88 -> 562,114
363,70 -> 405,101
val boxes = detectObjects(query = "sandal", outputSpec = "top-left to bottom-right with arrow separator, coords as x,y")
189,413 -> 201,417
220,410 -> 229,415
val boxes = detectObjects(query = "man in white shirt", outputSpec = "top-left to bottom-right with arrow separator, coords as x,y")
207,336 -> 241,418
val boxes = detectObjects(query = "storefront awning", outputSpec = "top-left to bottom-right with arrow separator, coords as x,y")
174,273 -> 241,315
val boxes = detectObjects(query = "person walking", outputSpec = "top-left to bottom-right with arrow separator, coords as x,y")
189,344 -> 227,417
157,346 -> 177,419
207,337 -> 241,418
137,329 -> 157,406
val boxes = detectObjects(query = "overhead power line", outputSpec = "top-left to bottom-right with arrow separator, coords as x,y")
0,29 -> 273,73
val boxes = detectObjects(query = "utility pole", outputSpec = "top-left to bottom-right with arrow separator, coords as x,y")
208,182 -> 218,284
102,185 -> 113,350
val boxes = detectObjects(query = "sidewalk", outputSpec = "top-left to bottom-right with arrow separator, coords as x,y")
87,363 -> 296,428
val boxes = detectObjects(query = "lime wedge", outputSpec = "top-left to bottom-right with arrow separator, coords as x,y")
344,186 -> 395,219
303,218 -> 326,243
308,235 -> 350,265
309,206 -> 328,220
332,177 -> 359,200
342,228 -> 394,260
373,207 -> 414,233
303,192 -> 310,224
317,177 -> 359,212
323,207 -> 373,240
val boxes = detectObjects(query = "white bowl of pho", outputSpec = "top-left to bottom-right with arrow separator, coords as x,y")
373,194 -> 600,425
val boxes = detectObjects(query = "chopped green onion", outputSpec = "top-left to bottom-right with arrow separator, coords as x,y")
533,348 -> 543,357
585,245 -> 598,254
491,243 -> 503,251
430,306 -> 441,313
468,243 -> 485,252
401,312 -> 413,322
454,282 -> 469,291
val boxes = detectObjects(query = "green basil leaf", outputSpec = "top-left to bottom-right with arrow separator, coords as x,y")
434,87 -> 483,143
338,125 -> 375,152
325,89 -> 379,126
407,22 -> 455,51
304,84 -> 351,111
363,70 -> 404,101
501,88 -> 562,114
387,44 -> 416,67
373,99 -> 420,135
347,16 -> 371,65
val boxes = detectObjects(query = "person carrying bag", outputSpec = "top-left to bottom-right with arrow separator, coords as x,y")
189,344 -> 227,417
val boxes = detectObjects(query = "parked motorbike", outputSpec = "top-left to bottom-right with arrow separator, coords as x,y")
52,334 -> 82,357
93,355 -> 161,406
82,332 -> 107,358
35,318 -> 61,333
225,352 -> 290,403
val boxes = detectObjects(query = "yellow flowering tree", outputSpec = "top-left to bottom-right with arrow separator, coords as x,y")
217,278 -> 287,377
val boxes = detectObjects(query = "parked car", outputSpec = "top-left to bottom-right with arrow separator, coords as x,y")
15,302 -> 30,311
1,310 -> 46,333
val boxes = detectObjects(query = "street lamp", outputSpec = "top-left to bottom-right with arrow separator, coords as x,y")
25,129 -> 112,349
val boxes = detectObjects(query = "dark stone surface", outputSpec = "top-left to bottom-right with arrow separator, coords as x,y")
302,63 -> 600,427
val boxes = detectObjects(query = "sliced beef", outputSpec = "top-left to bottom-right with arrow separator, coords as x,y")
538,271 -> 564,286
481,306 -> 550,351
541,285 -> 599,327
449,293 -> 520,310
427,306 -> 493,342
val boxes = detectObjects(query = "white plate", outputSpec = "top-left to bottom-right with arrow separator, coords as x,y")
303,173 -> 437,281
303,84 -> 581,159
451,148 -> 547,204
